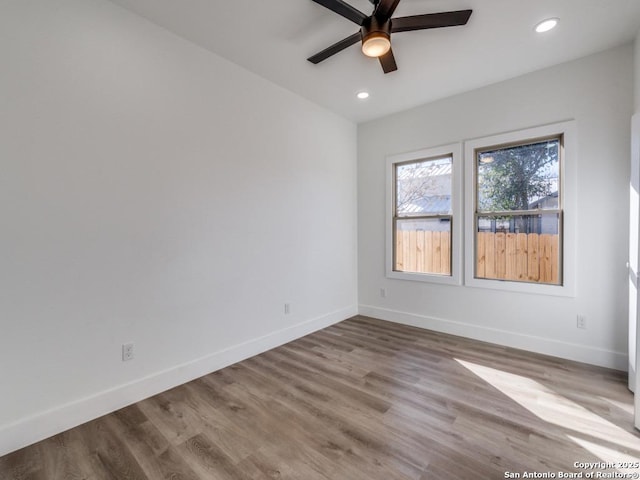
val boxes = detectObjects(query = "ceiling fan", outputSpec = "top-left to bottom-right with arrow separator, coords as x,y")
307,0 -> 472,74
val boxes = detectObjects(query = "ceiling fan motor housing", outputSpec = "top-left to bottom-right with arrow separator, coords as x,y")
361,16 -> 391,57
361,16 -> 391,43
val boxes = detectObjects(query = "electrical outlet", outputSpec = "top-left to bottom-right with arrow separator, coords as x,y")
284,303 -> 291,315
380,288 -> 386,298
122,343 -> 134,361
576,315 -> 586,330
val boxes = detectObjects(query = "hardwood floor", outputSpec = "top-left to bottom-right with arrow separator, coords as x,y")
2,315 -> 639,479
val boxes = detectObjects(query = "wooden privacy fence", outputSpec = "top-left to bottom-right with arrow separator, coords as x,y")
477,232 -> 559,284
396,230 -> 451,275
395,230 -> 559,284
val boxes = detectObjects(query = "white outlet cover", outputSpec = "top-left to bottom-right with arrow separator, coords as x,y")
122,343 -> 134,361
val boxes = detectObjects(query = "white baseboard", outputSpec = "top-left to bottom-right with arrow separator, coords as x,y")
0,305 -> 356,457
358,304 -> 627,371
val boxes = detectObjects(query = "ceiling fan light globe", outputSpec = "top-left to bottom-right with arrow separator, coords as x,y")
362,34 -> 391,57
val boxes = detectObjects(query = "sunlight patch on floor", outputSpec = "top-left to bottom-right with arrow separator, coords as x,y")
455,359 -> 640,462
601,397 -> 635,417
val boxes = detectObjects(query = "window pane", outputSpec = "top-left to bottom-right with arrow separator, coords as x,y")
395,218 -> 451,275
477,139 -> 559,213
476,213 -> 560,285
396,156 -> 452,216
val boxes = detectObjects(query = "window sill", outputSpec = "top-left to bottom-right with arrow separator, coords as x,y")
386,269 -> 461,286
464,276 -> 575,297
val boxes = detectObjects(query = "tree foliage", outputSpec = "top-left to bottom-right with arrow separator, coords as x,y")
397,168 -> 439,214
478,141 -> 558,212
396,160 -> 450,215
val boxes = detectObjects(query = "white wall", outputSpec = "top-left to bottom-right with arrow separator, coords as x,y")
0,0 -> 357,455
636,32 -> 640,114
359,44 -> 633,370
632,30 -> 640,404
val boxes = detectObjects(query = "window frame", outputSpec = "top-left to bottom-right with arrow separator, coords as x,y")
464,121 -> 576,296
386,143 -> 462,285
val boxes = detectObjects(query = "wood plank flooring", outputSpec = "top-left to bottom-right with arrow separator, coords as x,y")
2,315 -> 639,479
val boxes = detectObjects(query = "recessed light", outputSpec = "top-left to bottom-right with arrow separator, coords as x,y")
357,91 -> 370,100
535,18 -> 559,33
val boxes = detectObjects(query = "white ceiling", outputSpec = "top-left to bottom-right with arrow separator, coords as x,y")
108,0 -> 640,123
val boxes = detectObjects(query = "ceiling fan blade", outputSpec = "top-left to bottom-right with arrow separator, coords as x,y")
307,32 -> 362,64
379,48 -> 397,74
391,10 -> 472,33
310,0 -> 368,25
374,0 -> 401,21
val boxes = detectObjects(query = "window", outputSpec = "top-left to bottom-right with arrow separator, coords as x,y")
476,138 -> 561,284
395,156 -> 452,274
465,122 -> 576,296
387,143 -> 462,284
